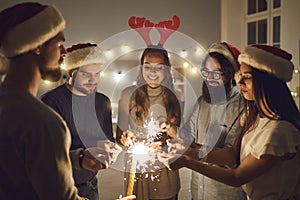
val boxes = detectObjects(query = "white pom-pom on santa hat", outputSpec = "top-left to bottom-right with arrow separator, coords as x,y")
64,43 -> 105,71
238,44 -> 294,82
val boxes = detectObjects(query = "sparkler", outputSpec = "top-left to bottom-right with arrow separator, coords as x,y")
126,113 -> 166,195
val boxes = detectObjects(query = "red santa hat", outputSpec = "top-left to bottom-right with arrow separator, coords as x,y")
208,42 -> 241,72
0,2 -> 65,57
0,3 -> 65,73
64,43 -> 105,71
238,44 -> 294,82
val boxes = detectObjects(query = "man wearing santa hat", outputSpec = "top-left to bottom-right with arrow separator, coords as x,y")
0,2 -> 87,200
41,43 -> 115,200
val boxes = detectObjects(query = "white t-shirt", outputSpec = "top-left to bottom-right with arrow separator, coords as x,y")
241,117 -> 300,200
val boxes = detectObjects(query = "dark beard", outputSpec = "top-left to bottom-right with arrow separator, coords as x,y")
202,81 -> 231,104
40,68 -> 62,82
74,85 -> 96,95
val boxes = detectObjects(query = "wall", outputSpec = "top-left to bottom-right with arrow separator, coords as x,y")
220,0 -> 245,50
220,0 -> 300,107
281,0 -> 300,106
0,0 -> 221,116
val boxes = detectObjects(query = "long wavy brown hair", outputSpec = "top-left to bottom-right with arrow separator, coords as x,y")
131,47 -> 182,127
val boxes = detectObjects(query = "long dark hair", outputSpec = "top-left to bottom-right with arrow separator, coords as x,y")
203,52 -> 237,86
235,66 -> 300,154
202,52 -> 237,103
132,47 -> 181,126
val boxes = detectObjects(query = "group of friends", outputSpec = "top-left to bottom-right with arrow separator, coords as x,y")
0,2 -> 299,200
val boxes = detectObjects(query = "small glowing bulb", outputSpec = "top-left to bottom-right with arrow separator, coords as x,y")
191,67 -> 198,73
60,63 -> 66,70
195,47 -> 203,55
183,62 -> 189,68
105,50 -> 113,58
114,72 -> 124,82
44,80 -> 51,85
180,50 -> 187,57
121,45 -> 130,53
295,69 -> 299,74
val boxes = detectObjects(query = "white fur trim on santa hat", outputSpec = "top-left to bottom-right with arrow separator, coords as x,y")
0,5 -> 65,57
64,46 -> 105,71
238,46 -> 294,82
208,43 -> 239,72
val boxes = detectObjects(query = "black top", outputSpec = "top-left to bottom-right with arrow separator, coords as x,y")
41,84 -> 114,184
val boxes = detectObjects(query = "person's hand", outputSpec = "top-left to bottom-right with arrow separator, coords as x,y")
82,148 -> 109,172
167,138 -> 205,160
156,116 -> 178,138
97,140 -> 123,164
157,149 -> 190,170
116,195 -> 136,200
168,153 -> 190,170
120,130 -> 136,147
166,137 -> 190,154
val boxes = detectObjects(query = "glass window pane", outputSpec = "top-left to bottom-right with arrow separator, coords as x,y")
273,44 -> 280,48
248,0 -> 256,14
258,0 -> 267,12
274,0 -> 281,8
248,22 -> 256,44
258,19 -> 267,43
273,16 -> 280,43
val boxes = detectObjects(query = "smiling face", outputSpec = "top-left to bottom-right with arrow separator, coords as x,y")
142,54 -> 165,88
71,63 -> 102,96
238,63 -> 255,101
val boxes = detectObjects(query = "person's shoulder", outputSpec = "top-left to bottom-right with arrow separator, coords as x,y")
120,85 -> 137,98
41,84 -> 67,100
227,87 -> 243,104
7,91 -> 63,125
95,91 -> 111,102
267,119 -> 299,132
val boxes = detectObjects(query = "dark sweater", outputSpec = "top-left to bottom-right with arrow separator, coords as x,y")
41,84 -> 114,185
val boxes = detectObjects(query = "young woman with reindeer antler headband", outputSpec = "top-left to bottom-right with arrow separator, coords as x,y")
116,16 -> 183,200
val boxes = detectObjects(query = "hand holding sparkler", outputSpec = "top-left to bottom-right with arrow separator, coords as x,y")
81,147 -> 110,172
167,138 -> 207,160
158,138 -> 208,170
97,140 -> 123,165
156,116 -> 178,138
120,130 -> 137,147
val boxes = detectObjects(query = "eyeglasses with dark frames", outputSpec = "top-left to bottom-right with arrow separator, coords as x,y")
200,69 -> 224,80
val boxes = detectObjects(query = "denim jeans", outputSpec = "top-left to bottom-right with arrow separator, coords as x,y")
77,176 -> 99,200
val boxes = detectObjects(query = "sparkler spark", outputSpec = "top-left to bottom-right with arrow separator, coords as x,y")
125,113 -> 171,195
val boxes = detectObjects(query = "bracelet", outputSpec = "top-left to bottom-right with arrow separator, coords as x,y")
79,149 -> 84,169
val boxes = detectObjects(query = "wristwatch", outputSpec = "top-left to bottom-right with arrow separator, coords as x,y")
79,149 -> 84,168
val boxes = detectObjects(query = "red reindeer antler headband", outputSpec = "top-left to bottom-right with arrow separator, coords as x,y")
128,15 -> 180,46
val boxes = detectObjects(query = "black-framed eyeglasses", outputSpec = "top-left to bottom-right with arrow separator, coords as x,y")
200,69 -> 224,80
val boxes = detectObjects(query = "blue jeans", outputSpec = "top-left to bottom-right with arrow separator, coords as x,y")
77,176 -> 99,200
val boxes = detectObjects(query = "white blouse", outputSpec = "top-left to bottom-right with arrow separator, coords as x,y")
240,117 -> 300,200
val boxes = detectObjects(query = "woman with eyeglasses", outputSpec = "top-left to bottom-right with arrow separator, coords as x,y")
168,44 -> 300,200
116,46 -> 183,200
